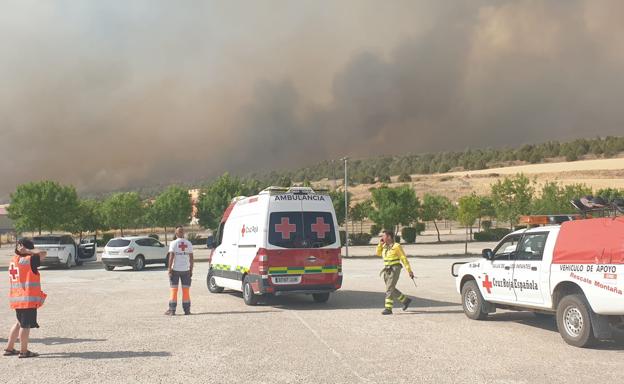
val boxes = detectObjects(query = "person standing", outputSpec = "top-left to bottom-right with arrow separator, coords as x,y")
377,230 -> 414,315
165,226 -> 194,316
4,239 -> 47,358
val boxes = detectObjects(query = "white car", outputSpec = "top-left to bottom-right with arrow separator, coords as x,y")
102,236 -> 168,271
33,234 -> 97,268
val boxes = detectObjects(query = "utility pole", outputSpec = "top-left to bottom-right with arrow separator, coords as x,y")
345,157 -> 349,258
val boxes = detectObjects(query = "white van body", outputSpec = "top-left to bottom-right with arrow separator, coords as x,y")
208,187 -> 343,305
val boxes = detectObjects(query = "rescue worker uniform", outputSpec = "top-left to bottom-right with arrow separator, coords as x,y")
377,242 -> 412,314
9,254 -> 47,328
166,238 -> 193,315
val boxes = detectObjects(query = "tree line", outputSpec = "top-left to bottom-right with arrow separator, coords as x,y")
6,174 -> 624,247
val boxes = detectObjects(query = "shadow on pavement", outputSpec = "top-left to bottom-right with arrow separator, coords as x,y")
488,311 -> 624,350
40,351 -> 171,360
190,310 -> 282,316
41,263 -> 167,272
398,309 -> 464,315
233,289 -> 462,310
30,337 -> 107,346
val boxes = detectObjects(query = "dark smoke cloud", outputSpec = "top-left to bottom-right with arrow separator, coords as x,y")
1,1 -> 624,200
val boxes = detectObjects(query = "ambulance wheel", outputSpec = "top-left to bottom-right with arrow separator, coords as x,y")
556,294 -> 596,348
461,280 -> 488,320
104,265 -> 115,271
132,256 -> 145,271
312,293 -> 330,303
207,269 -> 224,293
242,276 -> 258,306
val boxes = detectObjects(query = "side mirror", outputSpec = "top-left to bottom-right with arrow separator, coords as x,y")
482,248 -> 494,260
206,236 -> 216,249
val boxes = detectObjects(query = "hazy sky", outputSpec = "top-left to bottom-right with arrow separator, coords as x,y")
1,0 -> 623,199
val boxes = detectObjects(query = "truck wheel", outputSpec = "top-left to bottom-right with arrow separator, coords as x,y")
207,269 -> 224,293
104,264 -> 115,271
64,254 -> 73,269
242,276 -> 258,306
556,294 -> 596,347
75,259 -> 84,266
461,280 -> 488,320
132,256 -> 145,271
312,293 -> 330,303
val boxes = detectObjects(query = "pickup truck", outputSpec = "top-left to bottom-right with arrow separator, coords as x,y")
453,216 -> 624,347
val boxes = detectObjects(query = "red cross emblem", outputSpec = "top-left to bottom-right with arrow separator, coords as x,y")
178,242 -> 188,252
9,263 -> 19,282
482,274 -> 493,294
241,225 -> 246,237
275,217 -> 297,240
311,217 -> 330,239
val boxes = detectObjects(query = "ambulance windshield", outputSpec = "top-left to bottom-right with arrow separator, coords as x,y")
269,211 -> 336,248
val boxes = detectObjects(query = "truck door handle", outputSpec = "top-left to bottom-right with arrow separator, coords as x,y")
504,266 -> 510,270
531,267 -> 538,271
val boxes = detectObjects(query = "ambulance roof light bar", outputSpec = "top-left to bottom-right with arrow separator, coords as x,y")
260,186 -> 329,195
518,215 -> 581,226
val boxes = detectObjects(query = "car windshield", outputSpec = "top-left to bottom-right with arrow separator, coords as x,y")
268,211 -> 336,249
32,237 -> 61,245
107,239 -> 131,248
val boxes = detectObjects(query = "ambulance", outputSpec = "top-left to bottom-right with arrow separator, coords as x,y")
453,215 -> 624,347
206,187 -> 343,305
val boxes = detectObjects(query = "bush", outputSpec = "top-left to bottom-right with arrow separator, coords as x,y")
474,228 -> 511,241
395,235 -> 401,243
349,233 -> 372,246
339,230 -> 347,246
186,232 -> 206,245
361,175 -> 375,184
148,234 -> 159,240
481,220 -> 492,231
401,227 -> 417,243
414,222 -> 426,235
398,173 -> 412,182
370,224 -> 381,236
377,175 -> 391,183
97,232 -> 115,247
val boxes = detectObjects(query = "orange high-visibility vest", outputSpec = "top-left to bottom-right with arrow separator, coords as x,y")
8,255 -> 46,309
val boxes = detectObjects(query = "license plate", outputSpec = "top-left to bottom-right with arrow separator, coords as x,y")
272,276 -> 301,285
109,251 -> 120,255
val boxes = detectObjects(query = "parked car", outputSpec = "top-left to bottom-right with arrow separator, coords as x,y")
102,236 -> 168,271
32,234 -> 97,268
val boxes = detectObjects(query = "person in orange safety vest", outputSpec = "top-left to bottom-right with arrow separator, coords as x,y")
4,238 -> 47,358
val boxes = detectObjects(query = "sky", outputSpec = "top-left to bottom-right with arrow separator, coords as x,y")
1,0 -> 623,199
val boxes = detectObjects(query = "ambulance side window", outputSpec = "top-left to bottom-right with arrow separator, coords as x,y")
516,233 -> 548,261
492,234 -> 521,261
216,222 -> 225,247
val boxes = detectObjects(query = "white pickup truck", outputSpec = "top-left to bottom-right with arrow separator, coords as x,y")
453,216 -> 624,347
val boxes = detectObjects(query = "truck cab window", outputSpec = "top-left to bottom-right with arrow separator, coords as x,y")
493,235 -> 521,261
516,233 -> 548,261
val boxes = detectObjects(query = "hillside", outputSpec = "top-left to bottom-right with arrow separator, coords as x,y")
312,157 -> 624,203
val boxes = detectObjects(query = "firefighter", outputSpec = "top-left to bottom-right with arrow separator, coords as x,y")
165,226 -> 194,316
4,239 -> 47,358
377,230 -> 413,315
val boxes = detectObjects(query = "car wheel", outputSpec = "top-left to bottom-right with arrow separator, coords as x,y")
312,293 -> 330,303
104,264 -> 115,271
132,255 -> 145,271
64,254 -> 72,269
207,269 -> 224,293
556,294 -> 596,348
242,276 -> 258,306
461,280 -> 488,320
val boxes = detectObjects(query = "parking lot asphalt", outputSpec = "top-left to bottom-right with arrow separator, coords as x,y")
1,258 -> 622,384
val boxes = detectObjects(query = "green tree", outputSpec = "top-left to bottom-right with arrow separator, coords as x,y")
63,199 -> 104,240
197,173 -> 260,230
491,174 -> 534,229
532,182 -> 592,214
595,188 -> 624,202
477,195 -> 496,230
8,181 -> 79,234
458,194 -> 481,254
421,193 -> 452,242
150,186 -> 192,244
329,190 -> 352,227
101,192 -> 144,236
350,199 -> 373,233
369,186 -> 420,233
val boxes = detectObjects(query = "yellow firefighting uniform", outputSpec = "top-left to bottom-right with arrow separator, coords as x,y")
377,242 -> 412,310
